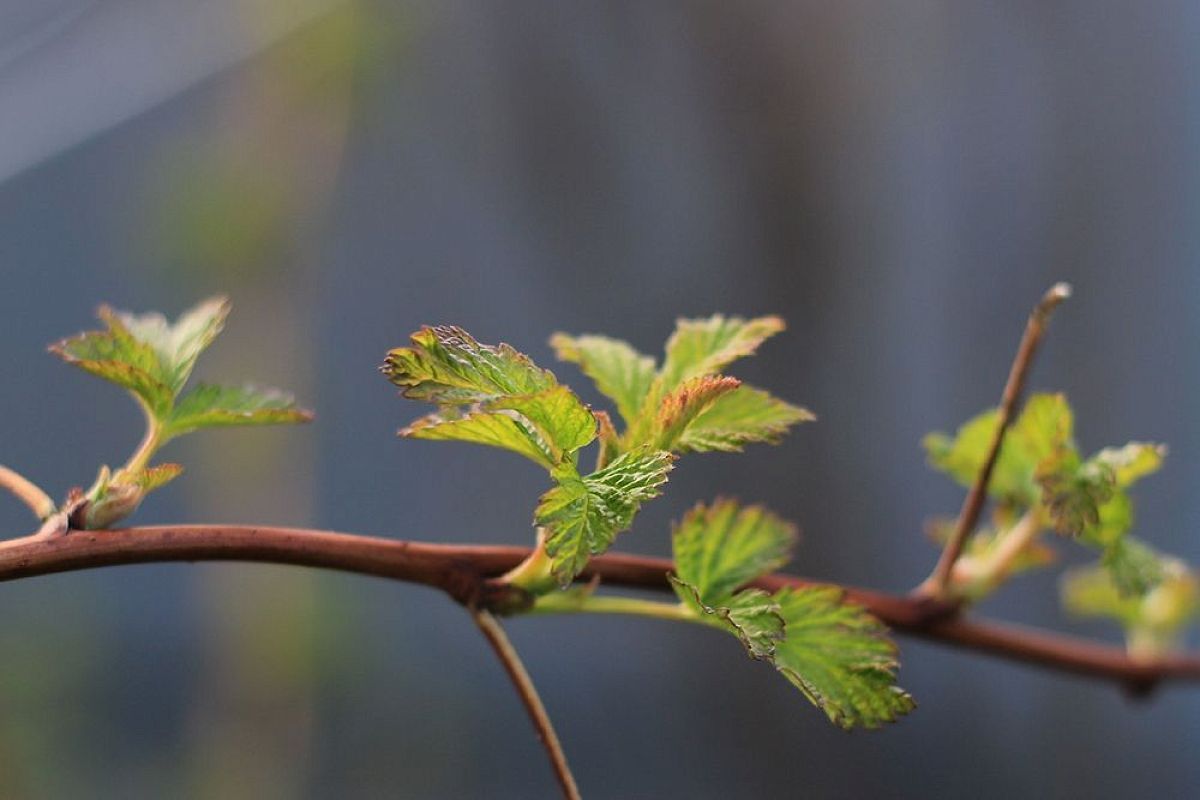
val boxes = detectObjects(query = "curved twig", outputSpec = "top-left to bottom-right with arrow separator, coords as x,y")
471,607 -> 581,800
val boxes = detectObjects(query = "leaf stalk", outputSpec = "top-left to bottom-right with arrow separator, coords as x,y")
530,591 -> 699,623
949,510 -> 1044,600
499,531 -> 558,594
123,402 -> 166,475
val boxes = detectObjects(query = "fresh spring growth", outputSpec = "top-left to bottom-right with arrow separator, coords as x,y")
383,317 -> 915,728
668,500 -> 915,728
1062,553 -> 1199,661
381,317 -> 813,587
925,392 -> 1198,656
2,289 -> 1197,792
48,297 -> 312,528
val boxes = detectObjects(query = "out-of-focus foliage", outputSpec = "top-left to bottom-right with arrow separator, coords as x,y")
926,392 -> 1192,657
1062,555 -> 1199,661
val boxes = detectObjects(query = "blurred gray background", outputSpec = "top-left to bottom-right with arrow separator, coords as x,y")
1,1 -> 1198,797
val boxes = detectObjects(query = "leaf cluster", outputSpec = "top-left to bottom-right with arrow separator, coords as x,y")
925,392 -> 1196,655
49,298 -> 312,527
383,317 -> 811,587
383,318 -> 913,729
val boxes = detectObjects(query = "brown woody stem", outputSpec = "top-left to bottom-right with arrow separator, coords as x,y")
0,524 -> 1195,692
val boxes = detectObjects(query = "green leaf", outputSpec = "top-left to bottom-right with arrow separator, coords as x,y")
1036,443 -> 1163,547
772,587 -> 916,729
672,499 -> 797,602
1034,441 -> 1163,596
670,577 -> 785,660
403,386 -> 596,470
658,314 -> 785,391
405,411 -> 558,468
1036,446 -> 1115,536
165,384 -> 313,438
550,333 -> 656,429
1062,555 -> 1198,660
924,393 -> 1074,506
491,387 -> 597,458
1011,392 -> 1076,462
923,415 -> 997,486
538,448 -> 674,585
383,325 -> 555,405
1061,561 -> 1140,626
652,375 -> 742,451
49,313 -> 175,416
1090,443 -> 1166,488
386,327 -> 596,470
1101,536 -> 1165,597
593,410 -> 621,470
49,297 -> 238,418
668,499 -> 796,661
1079,491 -> 1133,549
664,504 -> 910,729
106,297 -> 230,394
677,385 -> 814,453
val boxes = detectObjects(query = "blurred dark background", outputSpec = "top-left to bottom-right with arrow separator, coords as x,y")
2,2 -> 1198,797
